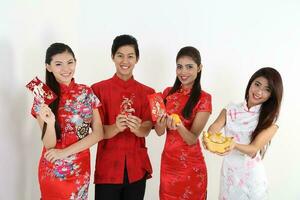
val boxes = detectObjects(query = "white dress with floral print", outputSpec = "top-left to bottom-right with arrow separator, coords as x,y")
219,101 -> 268,200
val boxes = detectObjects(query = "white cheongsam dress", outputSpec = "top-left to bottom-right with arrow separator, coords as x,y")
219,101 -> 268,200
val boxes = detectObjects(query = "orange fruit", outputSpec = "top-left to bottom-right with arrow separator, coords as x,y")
170,113 -> 181,125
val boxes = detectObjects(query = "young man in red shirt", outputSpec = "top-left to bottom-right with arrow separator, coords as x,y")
92,34 -> 154,200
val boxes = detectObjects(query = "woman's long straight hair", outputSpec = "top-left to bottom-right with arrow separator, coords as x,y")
245,67 -> 283,158
166,46 -> 202,119
41,43 -> 76,140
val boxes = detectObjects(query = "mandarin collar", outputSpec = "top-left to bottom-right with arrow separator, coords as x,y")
178,85 -> 191,95
112,74 -> 135,88
243,100 -> 261,113
59,78 -> 76,94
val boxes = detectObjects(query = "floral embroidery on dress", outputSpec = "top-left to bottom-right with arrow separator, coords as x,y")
62,87 -> 99,139
166,93 -> 180,114
160,87 -> 211,200
70,172 -> 90,200
179,150 -> 188,168
53,154 -> 80,180
220,102 -> 268,199
180,186 -> 192,200
65,88 -> 93,122
76,122 -> 90,139
33,80 -> 101,199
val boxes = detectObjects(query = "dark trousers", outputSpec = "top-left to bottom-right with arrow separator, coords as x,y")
95,166 -> 146,200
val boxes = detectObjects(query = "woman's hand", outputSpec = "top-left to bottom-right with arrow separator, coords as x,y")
156,113 -> 167,128
166,115 -> 182,130
44,149 -> 67,163
154,114 -> 167,136
215,139 -> 236,156
201,134 -> 209,151
38,104 -> 55,124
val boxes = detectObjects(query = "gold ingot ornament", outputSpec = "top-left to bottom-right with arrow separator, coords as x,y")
203,132 -> 233,153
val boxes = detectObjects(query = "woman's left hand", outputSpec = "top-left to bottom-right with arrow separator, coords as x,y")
166,115 -> 182,130
44,149 -> 67,163
215,139 -> 236,156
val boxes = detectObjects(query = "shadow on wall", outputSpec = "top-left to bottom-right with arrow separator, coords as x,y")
0,39 -> 39,200
0,39 -> 22,200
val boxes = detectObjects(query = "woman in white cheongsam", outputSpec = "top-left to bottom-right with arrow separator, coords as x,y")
206,67 -> 283,200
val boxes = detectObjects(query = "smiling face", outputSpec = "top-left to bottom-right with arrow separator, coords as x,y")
112,45 -> 138,81
247,76 -> 271,108
176,56 -> 201,89
46,51 -> 76,85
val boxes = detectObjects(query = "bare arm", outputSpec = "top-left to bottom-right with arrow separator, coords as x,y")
172,111 -> 210,145
208,109 -> 278,157
45,109 -> 104,162
202,109 -> 227,153
36,104 -> 56,149
207,109 -> 227,134
234,124 -> 278,157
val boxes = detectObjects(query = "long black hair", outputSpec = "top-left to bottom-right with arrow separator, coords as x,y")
166,46 -> 202,119
245,67 -> 283,158
41,43 -> 76,140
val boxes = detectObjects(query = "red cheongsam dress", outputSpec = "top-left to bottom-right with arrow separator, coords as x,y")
31,79 -> 100,200
160,87 -> 212,200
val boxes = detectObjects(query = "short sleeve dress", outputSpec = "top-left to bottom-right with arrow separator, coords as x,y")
31,79 -> 100,200
160,87 -> 212,200
219,101 -> 268,200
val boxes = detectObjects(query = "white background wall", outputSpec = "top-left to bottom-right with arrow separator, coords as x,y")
1,0 -> 299,199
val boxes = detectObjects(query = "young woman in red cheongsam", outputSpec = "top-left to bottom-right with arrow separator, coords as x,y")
155,46 -> 212,200
31,43 -> 104,200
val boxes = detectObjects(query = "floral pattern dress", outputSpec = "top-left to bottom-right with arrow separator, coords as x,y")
160,87 -> 212,200
220,101 -> 268,200
31,79 -> 100,200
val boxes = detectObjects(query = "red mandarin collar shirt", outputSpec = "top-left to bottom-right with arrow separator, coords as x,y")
91,74 -> 155,184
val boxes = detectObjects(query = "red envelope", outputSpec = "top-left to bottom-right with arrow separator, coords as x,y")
120,94 -> 136,116
147,93 -> 166,122
26,76 -> 57,105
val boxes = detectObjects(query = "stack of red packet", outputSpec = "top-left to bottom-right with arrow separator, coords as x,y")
147,92 -> 166,122
26,76 -> 57,105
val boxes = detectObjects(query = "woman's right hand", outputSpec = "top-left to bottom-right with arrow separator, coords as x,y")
215,139 -> 235,156
38,104 -> 55,124
201,134 -> 209,151
156,113 -> 167,128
